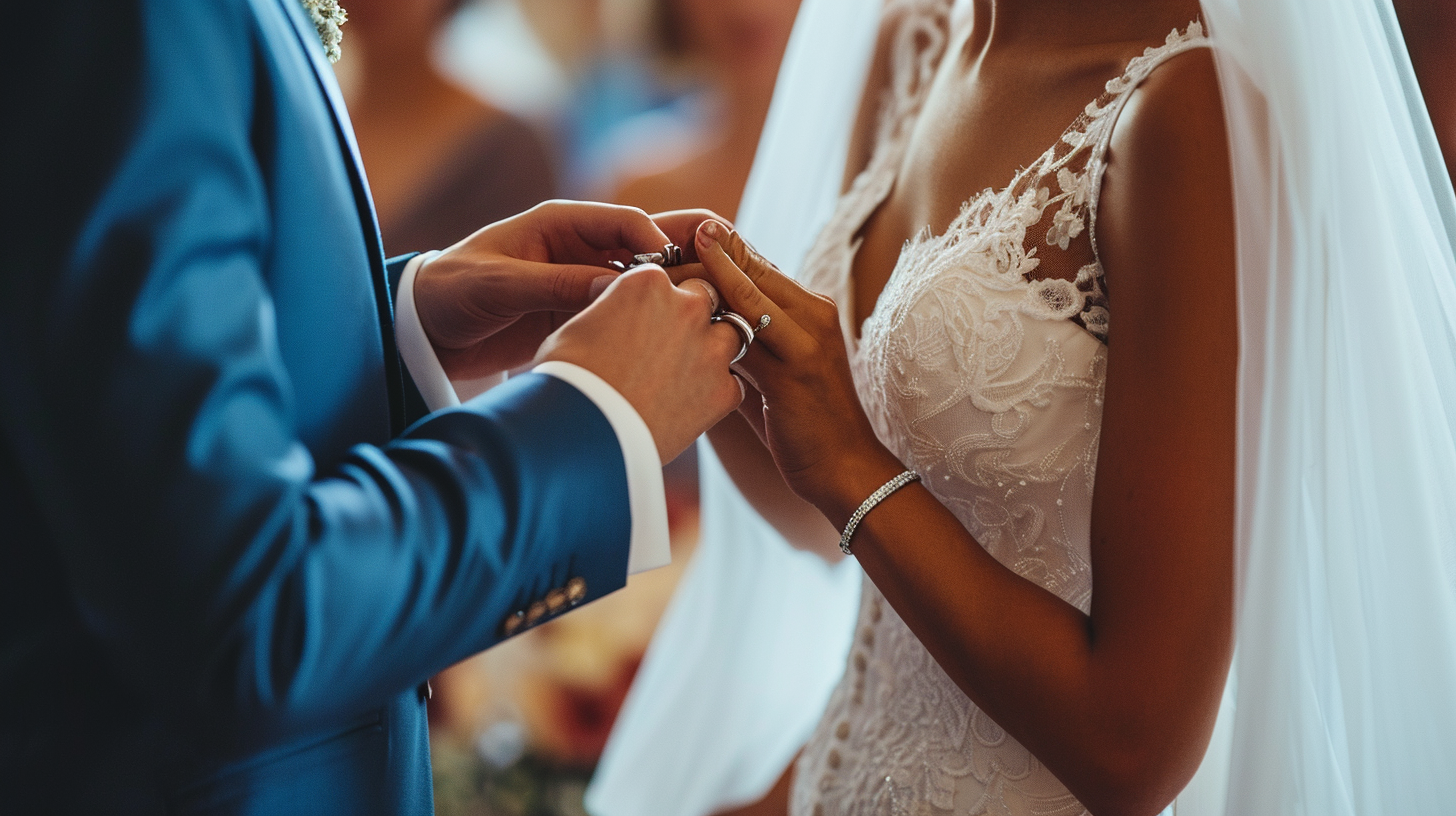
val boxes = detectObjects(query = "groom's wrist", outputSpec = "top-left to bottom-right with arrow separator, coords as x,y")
395,251 -> 463,411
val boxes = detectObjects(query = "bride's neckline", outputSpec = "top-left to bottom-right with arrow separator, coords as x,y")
840,17 -> 1208,348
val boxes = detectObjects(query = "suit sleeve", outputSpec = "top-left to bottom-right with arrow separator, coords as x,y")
392,253 -> 673,573
0,0 -> 630,740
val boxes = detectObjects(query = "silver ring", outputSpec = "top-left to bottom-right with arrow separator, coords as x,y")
630,243 -> 684,269
711,310 -> 755,365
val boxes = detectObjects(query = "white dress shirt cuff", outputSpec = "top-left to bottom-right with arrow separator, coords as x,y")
532,361 -> 672,575
394,254 -> 671,575
394,251 -> 505,412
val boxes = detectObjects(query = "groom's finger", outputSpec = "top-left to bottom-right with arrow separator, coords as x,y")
677,278 -> 722,314
533,201 -> 674,262
479,260 -> 623,315
650,208 -> 728,264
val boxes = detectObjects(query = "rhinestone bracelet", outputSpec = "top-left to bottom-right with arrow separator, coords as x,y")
839,470 -> 921,556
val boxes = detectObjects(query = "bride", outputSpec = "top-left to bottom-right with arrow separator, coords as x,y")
695,0 -> 1232,812
594,0 -> 1456,813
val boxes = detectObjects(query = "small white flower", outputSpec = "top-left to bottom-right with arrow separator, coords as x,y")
1083,305 -> 1110,340
1046,206 -> 1085,250
301,0 -> 348,63
1057,167 -> 1090,208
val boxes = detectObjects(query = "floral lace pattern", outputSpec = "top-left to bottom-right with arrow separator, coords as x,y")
790,6 -> 1209,815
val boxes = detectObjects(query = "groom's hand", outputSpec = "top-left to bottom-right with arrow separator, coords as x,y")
648,209 -> 726,265
535,264 -> 746,463
414,200 -> 673,380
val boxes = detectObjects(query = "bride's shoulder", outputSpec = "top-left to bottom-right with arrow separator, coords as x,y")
1098,45 -> 1229,245
842,0 -> 952,188
1109,44 -> 1224,165
1095,44 -> 1233,323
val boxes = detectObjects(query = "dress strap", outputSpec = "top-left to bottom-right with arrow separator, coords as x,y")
1085,22 -> 1213,265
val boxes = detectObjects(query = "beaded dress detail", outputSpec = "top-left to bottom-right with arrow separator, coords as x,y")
789,3 -> 1210,814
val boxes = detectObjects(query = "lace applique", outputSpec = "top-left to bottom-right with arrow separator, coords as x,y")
791,10 -> 1209,816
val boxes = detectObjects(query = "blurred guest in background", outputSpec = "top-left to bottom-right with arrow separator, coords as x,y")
609,0 -> 803,220
338,0 -> 558,255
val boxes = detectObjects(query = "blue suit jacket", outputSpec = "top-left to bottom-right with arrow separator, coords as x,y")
0,1 -> 633,813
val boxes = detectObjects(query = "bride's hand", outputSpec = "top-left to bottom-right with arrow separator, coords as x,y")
693,220 -> 906,522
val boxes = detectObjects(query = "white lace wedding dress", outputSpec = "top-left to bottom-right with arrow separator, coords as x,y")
790,3 -> 1210,813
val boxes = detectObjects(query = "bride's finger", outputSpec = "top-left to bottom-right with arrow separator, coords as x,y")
735,392 -> 770,450
701,221 -> 816,310
694,227 -> 814,361
725,366 -> 771,446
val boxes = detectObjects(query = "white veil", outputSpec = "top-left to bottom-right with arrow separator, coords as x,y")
590,0 -> 1456,811
1189,0 -> 1456,812
584,0 -> 879,812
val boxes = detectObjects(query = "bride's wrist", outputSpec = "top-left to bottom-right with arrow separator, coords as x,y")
807,447 -> 912,531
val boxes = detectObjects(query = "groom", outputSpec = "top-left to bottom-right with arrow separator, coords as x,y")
0,1 -> 740,813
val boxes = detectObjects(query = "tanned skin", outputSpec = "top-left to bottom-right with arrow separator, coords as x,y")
694,1 -> 1237,813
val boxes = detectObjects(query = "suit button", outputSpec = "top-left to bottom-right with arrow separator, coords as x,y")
565,577 -> 588,605
525,601 -> 548,627
502,611 -> 526,637
545,588 -> 568,614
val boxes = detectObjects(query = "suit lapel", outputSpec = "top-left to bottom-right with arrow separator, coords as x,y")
269,0 -> 410,436
273,0 -> 376,217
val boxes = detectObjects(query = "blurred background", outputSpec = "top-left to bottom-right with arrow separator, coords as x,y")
334,0 -> 801,813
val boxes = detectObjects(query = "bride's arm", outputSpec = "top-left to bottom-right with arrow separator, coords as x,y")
707,412 -> 843,560
694,52 -> 1236,816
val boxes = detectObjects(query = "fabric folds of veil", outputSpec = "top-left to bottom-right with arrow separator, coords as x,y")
583,0 -> 879,812
1185,0 -> 1456,812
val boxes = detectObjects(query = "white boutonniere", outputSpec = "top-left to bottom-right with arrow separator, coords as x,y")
301,0 -> 347,63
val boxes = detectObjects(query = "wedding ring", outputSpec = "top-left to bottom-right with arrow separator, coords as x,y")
711,310 -> 756,365
628,243 -> 685,269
